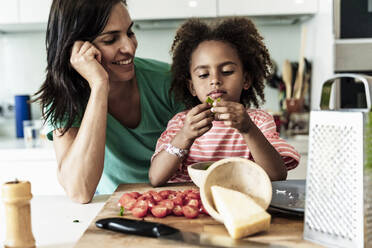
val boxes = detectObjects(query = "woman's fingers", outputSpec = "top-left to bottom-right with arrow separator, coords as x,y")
78,41 -> 94,54
71,41 -> 84,55
86,46 -> 102,63
69,40 -> 108,89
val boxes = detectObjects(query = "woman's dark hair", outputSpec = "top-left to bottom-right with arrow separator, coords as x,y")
170,18 -> 271,109
33,0 -> 126,135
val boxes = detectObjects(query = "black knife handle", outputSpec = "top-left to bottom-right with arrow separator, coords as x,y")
96,218 -> 179,238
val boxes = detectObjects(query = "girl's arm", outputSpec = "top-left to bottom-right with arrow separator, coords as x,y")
240,124 -> 287,181
212,101 -> 287,181
149,103 -> 213,187
53,41 -> 109,203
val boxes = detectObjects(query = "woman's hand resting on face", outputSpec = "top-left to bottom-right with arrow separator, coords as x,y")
178,103 -> 214,142
211,100 -> 254,134
70,41 -> 109,90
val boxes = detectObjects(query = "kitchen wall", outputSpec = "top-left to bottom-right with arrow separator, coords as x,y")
0,21 -> 303,137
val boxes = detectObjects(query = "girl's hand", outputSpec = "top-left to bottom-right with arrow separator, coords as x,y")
179,103 -> 214,141
70,41 -> 109,90
211,101 -> 254,133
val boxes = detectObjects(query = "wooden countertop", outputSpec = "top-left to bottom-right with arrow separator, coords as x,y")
75,183 -> 322,248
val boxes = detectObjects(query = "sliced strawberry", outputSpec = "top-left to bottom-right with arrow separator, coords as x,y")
182,205 -> 199,219
151,205 -> 168,218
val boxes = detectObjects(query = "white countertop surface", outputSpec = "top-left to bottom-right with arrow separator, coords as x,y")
0,194 -> 110,248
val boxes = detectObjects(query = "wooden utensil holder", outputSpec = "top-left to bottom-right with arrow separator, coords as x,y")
286,98 -> 304,114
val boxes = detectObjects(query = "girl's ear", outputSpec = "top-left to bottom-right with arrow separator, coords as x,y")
243,73 -> 251,90
188,80 -> 197,96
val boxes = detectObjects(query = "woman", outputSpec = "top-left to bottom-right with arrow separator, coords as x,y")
34,0 -> 183,203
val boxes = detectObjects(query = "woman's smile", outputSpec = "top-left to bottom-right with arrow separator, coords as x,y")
112,58 -> 133,65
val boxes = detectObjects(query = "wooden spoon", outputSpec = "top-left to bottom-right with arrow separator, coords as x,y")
293,25 -> 307,99
282,59 -> 292,99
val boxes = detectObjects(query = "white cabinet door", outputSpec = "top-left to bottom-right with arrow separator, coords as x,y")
19,0 -> 52,23
0,0 -> 18,24
127,0 -> 217,20
218,0 -> 318,16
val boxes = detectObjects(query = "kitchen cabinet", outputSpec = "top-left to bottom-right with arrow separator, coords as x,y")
19,0 -> 52,23
0,0 -> 51,25
127,0 -> 217,20
218,0 -> 318,16
0,0 -> 18,24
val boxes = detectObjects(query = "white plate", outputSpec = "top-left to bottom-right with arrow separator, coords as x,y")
270,179 -> 305,213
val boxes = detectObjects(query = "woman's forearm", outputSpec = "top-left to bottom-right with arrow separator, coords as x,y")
56,84 -> 109,203
241,126 -> 287,181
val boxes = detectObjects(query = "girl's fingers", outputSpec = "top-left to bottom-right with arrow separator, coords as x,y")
192,116 -> 214,130
188,103 -> 211,116
211,106 -> 230,115
192,109 -> 213,123
215,113 -> 234,121
198,125 -> 213,135
223,121 -> 234,127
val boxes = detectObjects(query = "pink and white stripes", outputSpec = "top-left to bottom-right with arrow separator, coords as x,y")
152,109 -> 300,182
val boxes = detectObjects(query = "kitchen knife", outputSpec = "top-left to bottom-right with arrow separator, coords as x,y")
96,217 -> 283,248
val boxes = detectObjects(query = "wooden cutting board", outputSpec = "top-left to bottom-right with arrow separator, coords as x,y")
74,183 -> 322,248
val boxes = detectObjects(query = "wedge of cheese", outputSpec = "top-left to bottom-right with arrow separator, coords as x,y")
211,185 -> 271,239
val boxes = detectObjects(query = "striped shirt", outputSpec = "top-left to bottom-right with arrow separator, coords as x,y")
152,109 -> 300,182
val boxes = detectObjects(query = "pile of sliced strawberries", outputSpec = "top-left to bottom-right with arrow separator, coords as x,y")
118,189 -> 208,219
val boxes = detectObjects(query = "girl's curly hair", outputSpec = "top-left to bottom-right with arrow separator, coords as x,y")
170,17 -> 272,109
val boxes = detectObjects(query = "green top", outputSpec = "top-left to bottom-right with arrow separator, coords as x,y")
46,57 -> 184,194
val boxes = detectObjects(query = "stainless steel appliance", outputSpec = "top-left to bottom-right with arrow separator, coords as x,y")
333,0 -> 372,109
304,73 -> 372,248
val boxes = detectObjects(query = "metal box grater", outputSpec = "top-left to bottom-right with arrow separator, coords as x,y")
304,74 -> 372,248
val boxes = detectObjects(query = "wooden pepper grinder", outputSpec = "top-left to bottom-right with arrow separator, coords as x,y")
2,180 -> 36,248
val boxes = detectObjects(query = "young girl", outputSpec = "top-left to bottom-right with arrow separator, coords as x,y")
149,18 -> 300,186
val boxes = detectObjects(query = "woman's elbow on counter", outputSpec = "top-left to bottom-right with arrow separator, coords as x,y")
57,173 -> 95,204
68,190 -> 94,204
